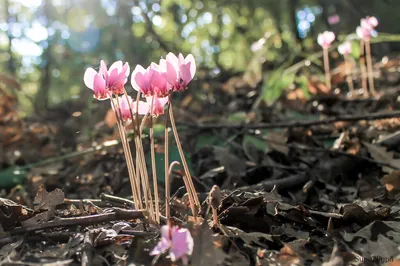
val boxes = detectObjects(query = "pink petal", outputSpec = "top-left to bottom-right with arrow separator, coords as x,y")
170,228 -> 194,261
109,61 -> 123,73
84,67 -> 97,90
122,62 -> 130,81
93,74 -> 109,100
132,100 -> 150,115
178,53 -> 185,66
164,59 -> 179,86
131,65 -> 148,92
179,62 -> 193,85
150,238 -> 171,256
185,54 -> 196,80
166,52 -> 179,66
100,60 -> 108,78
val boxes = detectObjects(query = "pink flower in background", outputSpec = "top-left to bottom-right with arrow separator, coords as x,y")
150,225 -> 194,264
162,53 -> 196,92
358,16 -> 378,41
362,16 -> 378,29
357,26 -> 372,41
146,96 -> 169,117
317,31 -> 335,49
84,60 -> 130,99
131,63 -> 171,97
111,96 -> 149,121
338,41 -> 352,55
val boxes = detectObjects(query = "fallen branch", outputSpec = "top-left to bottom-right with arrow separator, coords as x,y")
238,173 -> 309,191
178,111 -> 400,130
11,208 -> 145,234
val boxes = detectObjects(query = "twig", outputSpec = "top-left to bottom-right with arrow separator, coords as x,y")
100,193 -> 135,207
289,143 -> 400,170
10,209 -> 145,234
178,111 -> 400,130
238,173 -> 309,191
308,210 -> 343,219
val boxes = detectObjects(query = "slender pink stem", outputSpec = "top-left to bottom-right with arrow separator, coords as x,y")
344,54 -> 355,94
323,48 -> 331,91
168,100 -> 200,210
365,40 -> 376,96
110,96 -> 140,208
164,97 -> 170,220
360,39 -> 369,97
149,96 -> 160,223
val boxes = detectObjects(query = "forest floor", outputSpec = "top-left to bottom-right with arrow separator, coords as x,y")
0,58 -> 400,266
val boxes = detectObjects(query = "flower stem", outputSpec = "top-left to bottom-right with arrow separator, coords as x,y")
166,161 -> 181,226
323,48 -> 331,91
168,99 -> 200,210
359,39 -> 369,97
164,98 -> 170,221
110,96 -> 140,209
133,91 -> 154,221
122,91 -> 142,208
149,96 -> 160,223
344,54 -> 355,94
365,40 -> 376,96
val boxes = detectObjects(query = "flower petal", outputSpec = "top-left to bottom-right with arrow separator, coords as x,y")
150,238 -> 171,256
185,54 -> 196,80
84,67 -> 97,90
170,228 -> 194,261
109,61 -> 123,73
131,65 -> 147,92
166,52 -> 179,66
100,60 -> 108,78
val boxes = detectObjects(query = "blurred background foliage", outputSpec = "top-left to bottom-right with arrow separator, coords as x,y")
0,0 -> 400,114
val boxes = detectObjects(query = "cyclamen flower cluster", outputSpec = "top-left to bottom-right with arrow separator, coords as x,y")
357,16 -> 378,41
83,53 -> 196,119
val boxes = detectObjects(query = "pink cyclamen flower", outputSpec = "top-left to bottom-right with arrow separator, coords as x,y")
146,95 -> 169,117
361,16 -> 378,30
317,31 -> 335,49
111,96 -> 149,121
162,53 -> 196,92
150,225 -> 194,264
357,26 -> 372,41
131,63 -> 171,97
84,60 -> 130,99
338,41 -> 352,55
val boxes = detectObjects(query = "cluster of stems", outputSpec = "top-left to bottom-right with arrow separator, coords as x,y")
110,90 -> 199,224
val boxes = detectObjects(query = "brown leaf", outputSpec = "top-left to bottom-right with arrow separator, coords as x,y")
363,142 -> 400,173
34,186 -> 64,212
0,198 -> 33,229
104,108 -> 117,128
190,221 -> 228,266
381,170 -> 400,192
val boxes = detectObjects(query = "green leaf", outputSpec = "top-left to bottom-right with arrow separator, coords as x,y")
242,134 -> 269,162
262,71 -> 295,105
350,40 -> 361,59
195,134 -> 226,150
148,145 -> 194,181
0,167 -> 26,188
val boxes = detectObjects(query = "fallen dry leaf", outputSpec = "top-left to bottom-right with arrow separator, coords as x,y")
381,170 -> 400,192
363,142 -> 400,173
